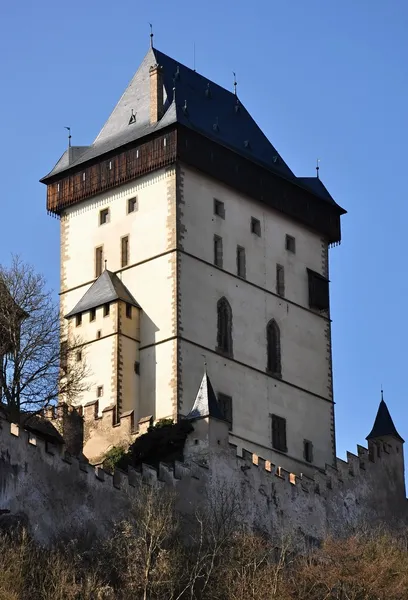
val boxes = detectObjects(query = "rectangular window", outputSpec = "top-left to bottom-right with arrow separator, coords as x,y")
76,314 -> 82,327
304,440 -> 313,463
276,264 -> 285,297
97,386 -> 103,398
307,268 -> 329,310
272,414 -> 287,452
218,393 -> 233,430
99,208 -> 109,225
95,246 -> 103,278
127,197 -> 138,213
251,217 -> 261,237
214,235 -> 223,268
285,234 -> 296,253
236,246 -> 246,279
90,308 -> 96,322
121,235 -> 129,268
134,361 -> 140,375
103,303 -> 110,317
214,198 -> 225,219
60,341 -> 68,373
96,330 -> 102,339
76,350 -> 82,362
126,303 -> 132,319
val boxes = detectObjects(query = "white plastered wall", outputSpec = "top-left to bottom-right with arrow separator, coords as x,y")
60,167 -> 177,420
178,165 -> 334,472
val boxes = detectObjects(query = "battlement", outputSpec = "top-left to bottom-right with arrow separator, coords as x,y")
0,412 -> 406,545
44,401 -> 154,463
226,436 -> 400,499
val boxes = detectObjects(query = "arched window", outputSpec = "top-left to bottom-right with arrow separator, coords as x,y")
217,297 -> 233,356
267,319 -> 281,377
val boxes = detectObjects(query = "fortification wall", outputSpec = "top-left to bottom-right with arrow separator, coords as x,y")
0,416 -> 406,545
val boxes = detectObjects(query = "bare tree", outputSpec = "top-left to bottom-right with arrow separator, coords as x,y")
0,255 -> 89,421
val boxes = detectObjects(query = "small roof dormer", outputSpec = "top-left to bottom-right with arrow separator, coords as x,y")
65,270 -> 140,319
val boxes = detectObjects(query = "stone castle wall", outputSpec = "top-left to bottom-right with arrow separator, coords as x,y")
0,415 -> 406,546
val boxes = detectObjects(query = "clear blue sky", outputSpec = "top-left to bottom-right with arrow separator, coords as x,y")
1,0 -> 407,462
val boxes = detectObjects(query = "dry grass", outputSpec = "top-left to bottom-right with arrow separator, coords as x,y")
0,490 -> 407,599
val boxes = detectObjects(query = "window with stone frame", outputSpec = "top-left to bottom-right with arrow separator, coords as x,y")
216,297 -> 233,356
218,393 -> 233,430
272,414 -> 287,452
99,208 -> 110,226
266,319 -> 281,377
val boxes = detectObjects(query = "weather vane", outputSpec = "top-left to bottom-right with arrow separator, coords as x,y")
64,126 -> 71,148
316,158 -> 320,179
149,23 -> 153,48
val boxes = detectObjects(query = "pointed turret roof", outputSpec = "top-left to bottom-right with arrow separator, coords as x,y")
186,370 -> 225,421
65,270 -> 140,319
366,398 -> 404,443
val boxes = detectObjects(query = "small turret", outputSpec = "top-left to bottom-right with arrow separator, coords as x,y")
184,369 -> 229,462
366,397 -> 404,444
366,395 -> 405,501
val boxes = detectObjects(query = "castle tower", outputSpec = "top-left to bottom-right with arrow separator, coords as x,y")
366,396 -> 405,500
40,44 -> 346,473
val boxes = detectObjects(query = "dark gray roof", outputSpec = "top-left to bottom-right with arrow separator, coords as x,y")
41,46 -> 295,183
186,370 -> 226,421
65,270 -> 140,319
41,47 -> 344,211
366,399 -> 404,443
297,177 -> 337,205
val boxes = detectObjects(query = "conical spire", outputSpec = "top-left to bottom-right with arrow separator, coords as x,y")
186,370 -> 225,421
366,398 -> 404,443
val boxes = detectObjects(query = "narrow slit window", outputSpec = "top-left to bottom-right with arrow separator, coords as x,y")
76,314 -> 82,327
103,304 -> 110,317
214,235 -> 223,268
121,235 -> 129,268
267,319 -> 281,377
95,246 -> 103,278
237,246 -> 246,279
304,440 -> 313,463
90,308 -> 96,322
276,264 -> 285,297
125,303 -> 132,319
76,350 -> 82,362
97,386 -> 103,398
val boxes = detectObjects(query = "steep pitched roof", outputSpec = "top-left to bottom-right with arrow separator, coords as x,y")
42,46 -> 296,183
186,370 -> 225,421
366,399 -> 404,443
65,270 -> 140,319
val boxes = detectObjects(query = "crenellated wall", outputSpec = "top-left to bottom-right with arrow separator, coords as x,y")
0,415 -> 406,546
